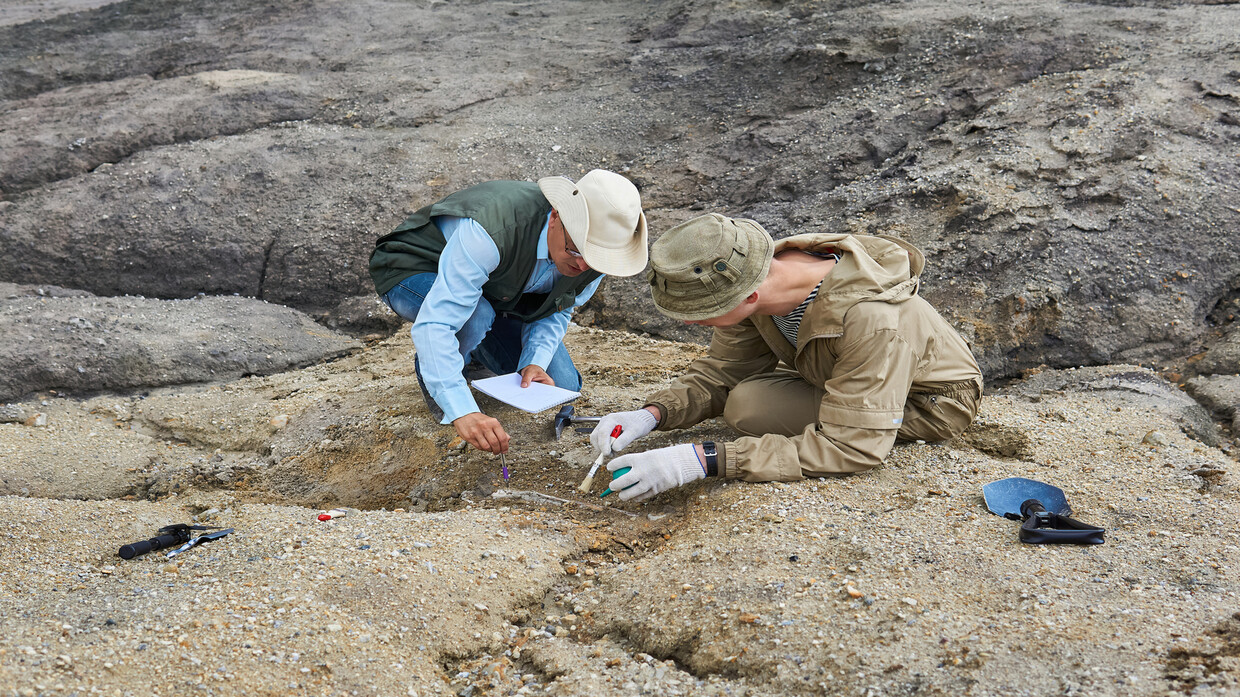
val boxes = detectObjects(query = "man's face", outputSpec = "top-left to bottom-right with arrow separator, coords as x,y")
685,292 -> 760,328
549,211 -> 592,277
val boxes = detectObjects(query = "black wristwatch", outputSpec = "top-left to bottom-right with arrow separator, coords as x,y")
701,441 -> 718,477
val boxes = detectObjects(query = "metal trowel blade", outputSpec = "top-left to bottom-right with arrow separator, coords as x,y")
982,477 -> 1071,518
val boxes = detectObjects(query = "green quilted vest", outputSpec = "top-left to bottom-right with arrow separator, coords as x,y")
369,181 -> 602,323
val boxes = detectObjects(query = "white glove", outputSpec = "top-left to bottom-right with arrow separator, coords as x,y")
605,444 -> 705,502
590,408 -> 658,456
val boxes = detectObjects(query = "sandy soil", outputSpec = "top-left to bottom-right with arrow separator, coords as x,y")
0,328 -> 1236,696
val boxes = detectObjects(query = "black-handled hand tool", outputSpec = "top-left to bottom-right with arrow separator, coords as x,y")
983,477 -> 1105,545
553,405 -> 602,440
118,524 -> 232,559
166,528 -> 233,559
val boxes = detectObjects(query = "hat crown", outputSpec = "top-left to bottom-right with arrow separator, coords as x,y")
650,213 -> 746,282
647,214 -> 775,321
574,169 -> 642,251
538,169 -> 648,277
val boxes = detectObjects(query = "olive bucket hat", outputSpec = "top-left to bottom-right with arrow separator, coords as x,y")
647,213 -> 775,321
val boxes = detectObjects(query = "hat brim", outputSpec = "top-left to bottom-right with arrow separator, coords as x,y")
539,176 -> 649,277
651,262 -> 770,321
651,275 -> 763,321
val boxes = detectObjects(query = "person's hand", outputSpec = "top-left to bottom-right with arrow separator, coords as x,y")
453,412 -> 510,453
605,444 -> 705,502
519,364 -> 553,388
590,408 -> 658,456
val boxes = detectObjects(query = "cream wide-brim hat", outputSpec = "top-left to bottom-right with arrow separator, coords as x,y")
538,169 -> 648,277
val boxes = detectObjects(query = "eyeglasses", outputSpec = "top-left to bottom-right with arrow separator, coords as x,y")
560,220 -> 584,258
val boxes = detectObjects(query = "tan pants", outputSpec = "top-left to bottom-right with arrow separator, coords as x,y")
722,369 -> 981,442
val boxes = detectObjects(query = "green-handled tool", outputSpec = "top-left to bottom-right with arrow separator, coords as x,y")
600,466 -> 635,498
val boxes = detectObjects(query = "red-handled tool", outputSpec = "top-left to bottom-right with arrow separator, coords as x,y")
578,425 -> 622,493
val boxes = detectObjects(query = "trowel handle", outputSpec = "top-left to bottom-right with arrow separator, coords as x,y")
1018,499 -> 1105,545
118,532 -> 182,559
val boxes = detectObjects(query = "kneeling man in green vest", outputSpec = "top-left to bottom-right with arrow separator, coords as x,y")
370,170 -> 647,453
591,213 -> 983,501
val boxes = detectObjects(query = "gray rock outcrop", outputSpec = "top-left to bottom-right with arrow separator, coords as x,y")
1186,374 -> 1240,432
1196,324 -> 1240,376
998,364 -> 1221,446
0,282 -> 358,401
0,0 -> 1237,382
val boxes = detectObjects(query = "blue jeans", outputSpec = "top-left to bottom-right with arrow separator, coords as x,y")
381,272 -> 583,391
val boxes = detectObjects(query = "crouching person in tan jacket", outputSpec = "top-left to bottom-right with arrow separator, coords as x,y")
591,213 -> 983,502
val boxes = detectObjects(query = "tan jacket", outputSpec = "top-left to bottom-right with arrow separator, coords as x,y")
645,233 -> 982,481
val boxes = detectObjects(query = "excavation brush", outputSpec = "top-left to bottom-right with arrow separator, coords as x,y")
578,425 -> 622,493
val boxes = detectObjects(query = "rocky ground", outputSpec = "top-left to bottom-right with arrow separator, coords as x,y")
1,0 -> 1238,381
1,327 -> 1238,697
3,0 -> 1240,695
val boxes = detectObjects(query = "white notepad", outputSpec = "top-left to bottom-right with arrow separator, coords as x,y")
469,373 -> 581,413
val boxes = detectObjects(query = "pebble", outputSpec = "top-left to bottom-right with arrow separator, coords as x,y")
1142,430 -> 1169,446
269,414 -> 290,429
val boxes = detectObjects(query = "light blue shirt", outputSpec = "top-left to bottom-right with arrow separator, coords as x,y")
410,214 -> 602,423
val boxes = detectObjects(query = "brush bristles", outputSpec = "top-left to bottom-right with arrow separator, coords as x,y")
577,474 -> 595,493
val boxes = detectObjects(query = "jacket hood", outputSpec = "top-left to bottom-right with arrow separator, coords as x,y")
770,232 -> 925,345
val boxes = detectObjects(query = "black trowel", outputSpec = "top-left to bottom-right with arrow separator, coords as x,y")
983,477 -> 1105,545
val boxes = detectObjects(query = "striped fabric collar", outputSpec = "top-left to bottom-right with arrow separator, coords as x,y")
769,251 -> 839,346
